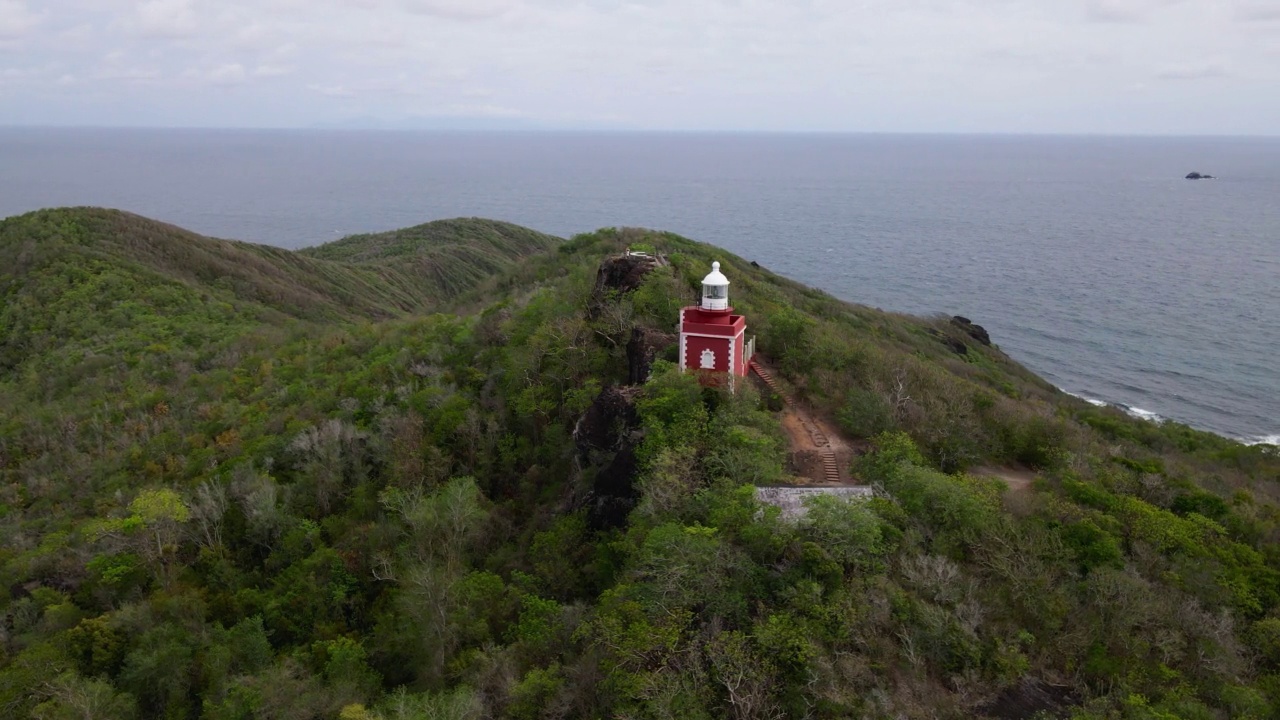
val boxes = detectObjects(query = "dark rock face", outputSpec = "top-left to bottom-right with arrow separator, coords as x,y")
589,252 -> 665,320
573,386 -> 644,529
927,327 -> 968,355
593,253 -> 661,297
977,678 -> 1077,720
627,327 -> 677,384
1185,172 -> 1214,180
590,447 -> 641,530
574,385 -> 640,459
951,316 -> 992,346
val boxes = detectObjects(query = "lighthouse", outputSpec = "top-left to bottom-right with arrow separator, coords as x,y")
678,261 -> 755,386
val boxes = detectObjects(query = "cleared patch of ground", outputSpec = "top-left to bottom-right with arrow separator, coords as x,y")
778,409 -> 807,449
752,360 -> 860,485
971,465 -> 1038,492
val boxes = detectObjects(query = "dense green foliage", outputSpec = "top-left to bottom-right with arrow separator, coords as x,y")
2,211 -> 1278,719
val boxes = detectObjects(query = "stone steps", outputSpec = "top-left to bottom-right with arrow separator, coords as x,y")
819,450 -> 840,483
751,360 -> 841,482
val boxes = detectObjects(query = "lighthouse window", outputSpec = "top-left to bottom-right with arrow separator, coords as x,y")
700,349 -> 717,369
704,285 -> 727,300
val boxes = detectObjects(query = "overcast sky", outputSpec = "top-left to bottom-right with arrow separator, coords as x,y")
1,0 -> 1277,133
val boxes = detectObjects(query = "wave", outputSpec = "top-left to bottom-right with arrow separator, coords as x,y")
1062,390 -> 1167,424
1062,387 -> 1276,445
1064,391 -> 1108,408
1118,405 -> 1166,424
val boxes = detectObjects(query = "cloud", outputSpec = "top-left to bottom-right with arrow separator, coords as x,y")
438,102 -> 525,117
0,65 -> 41,82
1155,62 -> 1229,80
0,0 -> 1278,132
398,0 -> 516,21
0,0 -> 40,38
234,22 -> 275,49
1235,2 -> 1280,22
91,66 -> 164,83
57,23 -> 95,42
1085,0 -> 1149,23
206,63 -> 248,85
252,64 -> 295,77
308,83 -> 355,97
1082,0 -> 1194,24
135,0 -> 200,38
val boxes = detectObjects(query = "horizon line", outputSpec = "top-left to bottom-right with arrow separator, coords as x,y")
2,124 -> 1279,139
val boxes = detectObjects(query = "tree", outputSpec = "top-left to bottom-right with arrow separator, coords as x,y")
86,488 -> 192,588
801,494 -> 885,570
30,673 -> 137,720
128,488 -> 191,566
188,480 -> 228,551
381,476 -> 487,571
765,306 -> 814,376
706,630 -> 784,720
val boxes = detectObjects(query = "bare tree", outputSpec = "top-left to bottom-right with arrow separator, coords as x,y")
188,480 -> 228,550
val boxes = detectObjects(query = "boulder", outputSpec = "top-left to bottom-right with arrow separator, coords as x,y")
951,316 -> 992,346
1185,172 -> 1214,179
627,327 -> 677,384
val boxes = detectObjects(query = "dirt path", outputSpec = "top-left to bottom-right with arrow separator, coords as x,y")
971,466 -> 1037,493
751,360 -> 857,485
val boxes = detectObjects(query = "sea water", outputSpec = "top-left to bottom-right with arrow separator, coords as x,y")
1,129 -> 1276,444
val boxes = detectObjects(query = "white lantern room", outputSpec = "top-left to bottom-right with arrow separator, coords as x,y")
701,261 -> 730,312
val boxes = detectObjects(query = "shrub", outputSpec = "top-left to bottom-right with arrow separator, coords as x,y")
838,386 -> 894,439
1062,520 -> 1124,574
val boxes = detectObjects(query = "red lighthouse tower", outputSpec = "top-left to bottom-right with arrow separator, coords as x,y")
679,261 -> 755,386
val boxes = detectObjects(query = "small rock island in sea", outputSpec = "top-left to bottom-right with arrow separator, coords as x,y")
1185,171 -> 1215,179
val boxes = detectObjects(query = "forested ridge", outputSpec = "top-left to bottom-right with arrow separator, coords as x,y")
1,208 -> 1278,720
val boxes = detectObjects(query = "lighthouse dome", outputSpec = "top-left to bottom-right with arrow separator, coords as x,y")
700,261 -> 730,311
702,261 -> 730,287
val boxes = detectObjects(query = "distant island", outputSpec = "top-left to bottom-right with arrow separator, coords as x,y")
1185,171 -> 1215,179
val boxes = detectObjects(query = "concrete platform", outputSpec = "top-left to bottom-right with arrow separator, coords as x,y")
756,485 -> 875,520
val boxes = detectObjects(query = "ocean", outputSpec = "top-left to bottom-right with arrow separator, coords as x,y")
1,128 -> 1276,445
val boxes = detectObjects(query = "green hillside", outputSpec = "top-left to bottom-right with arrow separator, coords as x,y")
1,212 -> 1278,720
0,208 -> 558,393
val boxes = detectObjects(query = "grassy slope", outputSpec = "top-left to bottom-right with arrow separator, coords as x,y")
0,208 -> 560,322
0,208 -> 559,386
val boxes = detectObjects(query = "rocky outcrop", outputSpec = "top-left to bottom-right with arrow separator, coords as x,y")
589,252 -> 667,320
927,328 -> 968,355
627,327 -> 677,384
589,446 -> 641,530
593,253 -> 662,297
573,386 -> 644,529
1185,172 -> 1214,180
951,316 -> 992,346
574,385 -> 641,459
977,678 -> 1077,720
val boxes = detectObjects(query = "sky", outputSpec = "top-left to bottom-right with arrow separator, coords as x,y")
0,0 -> 1278,134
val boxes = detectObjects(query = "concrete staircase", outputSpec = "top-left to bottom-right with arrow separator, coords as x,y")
750,360 -> 841,484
